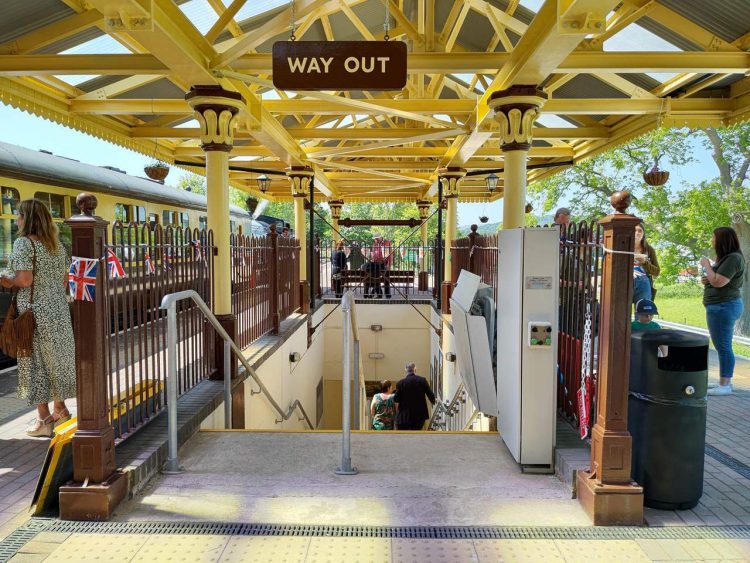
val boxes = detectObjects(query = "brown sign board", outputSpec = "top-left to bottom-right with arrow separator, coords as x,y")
272,41 -> 407,91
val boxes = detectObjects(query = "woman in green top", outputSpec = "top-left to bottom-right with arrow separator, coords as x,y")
700,227 -> 745,396
370,380 -> 396,430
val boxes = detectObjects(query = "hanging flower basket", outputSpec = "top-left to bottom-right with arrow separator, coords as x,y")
479,215 -> 489,223
246,196 -> 259,214
642,166 -> 669,186
144,161 -> 170,182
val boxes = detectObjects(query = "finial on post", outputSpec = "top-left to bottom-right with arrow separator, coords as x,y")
610,191 -> 632,214
76,193 -> 98,216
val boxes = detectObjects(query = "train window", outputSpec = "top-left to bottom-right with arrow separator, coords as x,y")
162,210 -> 173,225
135,206 -> 146,222
34,192 -> 65,219
230,220 -> 236,233
68,196 -> 78,216
179,212 -> 189,229
149,213 -> 159,226
1,188 -> 20,216
114,203 -> 128,223
199,216 -> 207,231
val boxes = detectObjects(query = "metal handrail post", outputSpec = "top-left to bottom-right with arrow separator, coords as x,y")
163,302 -> 183,474
224,340 -> 232,429
336,291 -> 358,475
353,340 -> 360,431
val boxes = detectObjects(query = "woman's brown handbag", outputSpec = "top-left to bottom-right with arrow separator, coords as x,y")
0,239 -> 37,358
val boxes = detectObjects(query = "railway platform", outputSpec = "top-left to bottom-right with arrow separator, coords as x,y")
1,352 -> 749,561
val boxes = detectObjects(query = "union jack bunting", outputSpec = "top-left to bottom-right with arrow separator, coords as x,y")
68,257 -> 98,302
144,251 -> 155,275
162,251 -> 173,271
106,248 -> 125,279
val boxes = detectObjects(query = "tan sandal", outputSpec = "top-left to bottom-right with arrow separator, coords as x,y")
53,409 -> 71,428
26,415 -> 55,438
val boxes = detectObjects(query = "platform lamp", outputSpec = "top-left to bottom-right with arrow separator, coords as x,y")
256,174 -> 270,193
485,172 -> 499,194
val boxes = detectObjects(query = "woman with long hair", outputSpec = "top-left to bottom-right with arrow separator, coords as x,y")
1,199 -> 75,436
633,222 -> 661,305
701,227 -> 745,396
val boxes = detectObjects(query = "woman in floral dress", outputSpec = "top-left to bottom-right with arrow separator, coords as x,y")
1,199 -> 75,437
370,380 -> 396,430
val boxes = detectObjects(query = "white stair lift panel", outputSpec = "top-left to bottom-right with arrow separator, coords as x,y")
450,270 -> 497,415
497,228 -> 559,471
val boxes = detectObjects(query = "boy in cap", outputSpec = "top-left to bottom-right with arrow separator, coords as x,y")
632,299 -> 660,331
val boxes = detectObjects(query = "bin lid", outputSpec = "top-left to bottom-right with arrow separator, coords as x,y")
631,329 -> 709,347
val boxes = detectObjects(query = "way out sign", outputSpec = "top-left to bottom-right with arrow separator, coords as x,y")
272,41 -> 407,91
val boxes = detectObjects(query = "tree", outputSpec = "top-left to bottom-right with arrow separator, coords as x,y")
177,173 -> 206,195
528,124 -> 750,335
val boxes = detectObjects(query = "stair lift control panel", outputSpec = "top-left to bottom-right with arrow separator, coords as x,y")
528,322 -> 553,347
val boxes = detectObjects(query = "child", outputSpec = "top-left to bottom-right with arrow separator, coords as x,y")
632,299 -> 668,357
632,299 -> 661,331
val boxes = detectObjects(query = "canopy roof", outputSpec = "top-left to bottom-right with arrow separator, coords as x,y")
1,0 -> 749,203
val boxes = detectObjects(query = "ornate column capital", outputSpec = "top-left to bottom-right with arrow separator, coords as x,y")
328,199 -> 344,219
185,85 -> 245,152
416,199 -> 431,219
286,165 -> 314,197
438,167 -> 466,198
488,85 -> 547,152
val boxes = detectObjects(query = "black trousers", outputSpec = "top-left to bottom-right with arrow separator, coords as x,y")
397,421 -> 425,431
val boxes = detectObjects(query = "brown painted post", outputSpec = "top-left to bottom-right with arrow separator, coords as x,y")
269,225 -> 281,334
59,193 -> 127,521
315,234 -> 322,299
577,191 -> 644,525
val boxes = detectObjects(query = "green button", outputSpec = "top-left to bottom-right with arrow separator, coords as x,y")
545,338 -> 551,345
531,338 -> 538,345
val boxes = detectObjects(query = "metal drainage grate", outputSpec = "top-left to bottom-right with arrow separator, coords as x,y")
42,521 -> 750,540
706,444 -> 750,480
0,518 -> 52,563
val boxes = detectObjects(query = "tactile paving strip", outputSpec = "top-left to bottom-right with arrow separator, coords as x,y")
0,518 -> 51,563
705,444 -> 750,479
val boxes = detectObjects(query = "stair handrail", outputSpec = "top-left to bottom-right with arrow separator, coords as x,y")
160,289 -> 313,473
428,381 -> 464,430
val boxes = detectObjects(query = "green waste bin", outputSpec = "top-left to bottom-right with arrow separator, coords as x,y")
628,330 -> 709,510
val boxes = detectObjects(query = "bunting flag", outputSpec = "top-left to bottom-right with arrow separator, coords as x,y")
144,251 -> 155,275
162,251 -> 173,272
105,248 -> 125,279
68,257 -> 98,302
190,240 -> 202,261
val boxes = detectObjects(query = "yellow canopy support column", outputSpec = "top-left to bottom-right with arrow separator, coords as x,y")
328,199 -> 344,242
438,167 -> 465,312
287,165 -> 314,312
488,86 -> 547,229
185,85 -> 244,414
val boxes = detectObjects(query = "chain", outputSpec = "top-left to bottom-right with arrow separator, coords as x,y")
289,0 -> 296,41
383,0 -> 390,40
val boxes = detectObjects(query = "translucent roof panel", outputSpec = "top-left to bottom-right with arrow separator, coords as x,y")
519,0 -> 544,13
179,0 -> 219,35
604,22 -> 682,83
227,0 -> 288,24
536,115 -> 577,129
61,34 -> 131,55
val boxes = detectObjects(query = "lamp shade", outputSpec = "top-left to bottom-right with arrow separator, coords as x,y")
485,173 -> 499,193
256,174 -> 270,193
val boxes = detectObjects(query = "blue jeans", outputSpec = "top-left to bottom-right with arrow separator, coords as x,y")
633,275 -> 652,305
705,298 -> 744,378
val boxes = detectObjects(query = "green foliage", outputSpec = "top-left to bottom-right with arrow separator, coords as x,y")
654,282 -> 703,299
177,172 -> 206,195
338,201 -> 438,244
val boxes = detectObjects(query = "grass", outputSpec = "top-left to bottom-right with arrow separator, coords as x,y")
655,283 -> 750,359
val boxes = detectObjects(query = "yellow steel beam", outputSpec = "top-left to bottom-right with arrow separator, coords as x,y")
74,75 -> 163,100
304,128 -> 466,158
0,10 -> 103,55
205,0 -> 247,43
308,159 -> 432,183
0,54 -> 168,75
175,145 -> 573,158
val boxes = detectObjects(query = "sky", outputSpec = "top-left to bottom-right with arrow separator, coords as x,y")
0,8 -> 721,229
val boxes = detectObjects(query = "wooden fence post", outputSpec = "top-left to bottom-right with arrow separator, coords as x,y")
315,234 -> 322,299
577,192 -> 644,525
59,193 -> 127,521
269,225 -> 281,334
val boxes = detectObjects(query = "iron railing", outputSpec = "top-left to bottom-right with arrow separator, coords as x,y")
558,221 -> 603,436
104,223 -> 215,440
428,383 -> 480,431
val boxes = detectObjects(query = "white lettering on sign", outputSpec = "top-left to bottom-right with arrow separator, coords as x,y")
286,57 -> 334,73
343,56 -> 391,73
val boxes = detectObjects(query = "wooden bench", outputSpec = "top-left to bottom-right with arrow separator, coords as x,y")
335,269 -> 414,295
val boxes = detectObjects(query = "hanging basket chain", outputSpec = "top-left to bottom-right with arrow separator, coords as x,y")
383,0 -> 390,40
289,0 -> 297,41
